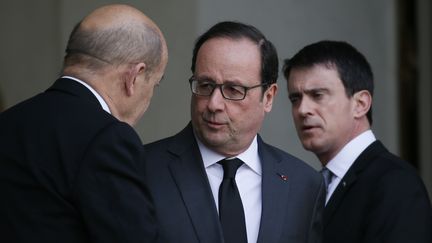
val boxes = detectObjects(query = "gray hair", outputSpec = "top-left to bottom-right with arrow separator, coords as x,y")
64,21 -> 162,73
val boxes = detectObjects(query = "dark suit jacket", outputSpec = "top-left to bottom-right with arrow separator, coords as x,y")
0,78 -> 156,243
324,140 -> 432,243
143,124 -> 325,243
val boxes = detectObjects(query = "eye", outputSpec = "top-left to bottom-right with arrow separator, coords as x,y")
311,91 -> 324,100
226,85 -> 244,94
225,85 -> 245,95
197,81 -> 214,90
288,94 -> 301,104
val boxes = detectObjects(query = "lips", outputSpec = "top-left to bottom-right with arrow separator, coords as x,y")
301,124 -> 320,133
302,125 -> 315,130
203,117 -> 223,125
203,117 -> 227,129
202,112 -> 227,126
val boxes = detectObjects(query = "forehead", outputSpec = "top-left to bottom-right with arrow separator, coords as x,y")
195,37 -> 261,83
198,37 -> 259,55
288,64 -> 344,91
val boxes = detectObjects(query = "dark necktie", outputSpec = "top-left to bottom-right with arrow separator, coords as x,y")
218,158 -> 247,243
320,167 -> 334,192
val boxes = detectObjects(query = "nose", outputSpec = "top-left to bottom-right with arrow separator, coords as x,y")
296,97 -> 313,117
207,86 -> 225,112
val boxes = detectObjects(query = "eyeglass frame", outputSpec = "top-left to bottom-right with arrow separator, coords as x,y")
189,76 -> 269,101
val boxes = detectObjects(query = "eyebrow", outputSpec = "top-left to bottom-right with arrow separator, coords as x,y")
288,87 -> 329,98
304,87 -> 328,94
289,87 -> 328,94
288,91 -> 301,100
194,76 -> 244,85
194,75 -> 215,82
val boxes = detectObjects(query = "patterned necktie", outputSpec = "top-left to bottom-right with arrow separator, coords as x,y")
218,158 -> 247,243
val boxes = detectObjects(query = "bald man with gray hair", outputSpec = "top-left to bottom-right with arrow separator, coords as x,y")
0,4 -> 168,243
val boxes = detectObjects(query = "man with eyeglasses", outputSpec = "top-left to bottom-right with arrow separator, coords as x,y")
143,21 -> 325,243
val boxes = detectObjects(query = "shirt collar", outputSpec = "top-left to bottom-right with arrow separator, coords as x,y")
62,76 -> 111,114
196,134 -> 262,176
326,130 -> 376,179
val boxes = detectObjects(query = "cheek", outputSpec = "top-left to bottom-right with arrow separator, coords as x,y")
290,107 -> 301,123
236,102 -> 265,125
190,97 -> 208,118
320,105 -> 350,131
291,106 -> 298,117
191,97 -> 202,110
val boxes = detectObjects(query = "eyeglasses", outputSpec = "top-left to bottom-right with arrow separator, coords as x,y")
189,76 -> 268,101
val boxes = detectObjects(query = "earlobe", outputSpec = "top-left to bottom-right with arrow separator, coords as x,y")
264,83 -> 278,112
353,90 -> 372,118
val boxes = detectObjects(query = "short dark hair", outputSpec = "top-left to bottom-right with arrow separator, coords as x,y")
283,40 -> 374,124
64,20 -> 162,74
191,21 -> 278,89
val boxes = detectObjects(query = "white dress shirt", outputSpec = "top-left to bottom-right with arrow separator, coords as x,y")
196,135 -> 262,243
324,130 -> 376,204
62,76 -> 111,114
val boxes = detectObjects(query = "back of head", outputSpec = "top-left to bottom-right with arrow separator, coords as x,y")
191,21 -> 279,88
63,4 -> 163,76
283,40 -> 374,124
61,4 -> 168,126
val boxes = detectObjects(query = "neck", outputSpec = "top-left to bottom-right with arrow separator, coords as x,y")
64,68 -> 135,126
100,89 -> 137,126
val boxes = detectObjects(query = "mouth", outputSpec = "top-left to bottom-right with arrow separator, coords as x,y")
203,118 -> 226,129
301,125 -> 320,133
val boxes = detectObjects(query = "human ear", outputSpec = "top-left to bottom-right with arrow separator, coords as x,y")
263,83 -> 278,112
353,90 -> 372,119
124,62 -> 146,96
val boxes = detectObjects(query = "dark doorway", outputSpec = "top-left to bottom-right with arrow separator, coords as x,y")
397,0 -> 419,167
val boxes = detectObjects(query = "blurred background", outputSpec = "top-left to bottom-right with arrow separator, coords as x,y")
0,0 -> 430,197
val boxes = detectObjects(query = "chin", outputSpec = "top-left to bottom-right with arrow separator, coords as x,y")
301,140 -> 322,153
202,134 -> 225,146
201,131 -> 231,147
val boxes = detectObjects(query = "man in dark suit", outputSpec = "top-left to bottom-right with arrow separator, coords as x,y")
283,40 -> 432,243
0,4 -> 168,243
143,21 -> 325,243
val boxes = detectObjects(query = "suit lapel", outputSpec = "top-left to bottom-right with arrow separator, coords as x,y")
324,141 -> 387,225
257,137 -> 291,243
323,169 -> 357,225
167,125 -> 223,243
